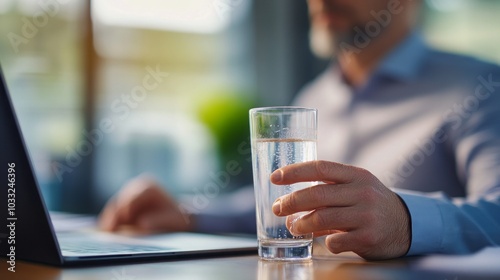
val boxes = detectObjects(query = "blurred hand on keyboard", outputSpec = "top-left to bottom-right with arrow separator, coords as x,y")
99,175 -> 195,234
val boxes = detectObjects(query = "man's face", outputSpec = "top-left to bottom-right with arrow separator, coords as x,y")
307,0 -> 401,58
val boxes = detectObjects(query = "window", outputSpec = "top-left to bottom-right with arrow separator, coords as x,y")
423,0 -> 500,64
90,0 -> 255,205
0,0 -> 85,210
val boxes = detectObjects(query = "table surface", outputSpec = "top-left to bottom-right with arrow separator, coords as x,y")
1,240 -> 498,280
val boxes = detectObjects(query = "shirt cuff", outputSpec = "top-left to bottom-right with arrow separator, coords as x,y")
396,190 -> 444,255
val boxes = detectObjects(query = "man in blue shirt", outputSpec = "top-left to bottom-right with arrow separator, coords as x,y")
99,0 -> 500,260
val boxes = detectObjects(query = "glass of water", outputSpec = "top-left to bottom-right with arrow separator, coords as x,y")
249,107 -> 317,261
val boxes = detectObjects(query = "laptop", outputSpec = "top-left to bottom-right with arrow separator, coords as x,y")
0,66 -> 257,266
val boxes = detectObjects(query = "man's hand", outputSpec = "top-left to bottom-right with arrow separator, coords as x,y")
270,160 -> 411,260
99,175 -> 194,234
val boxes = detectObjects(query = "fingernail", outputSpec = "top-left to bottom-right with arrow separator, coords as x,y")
270,169 -> 283,183
272,198 -> 281,215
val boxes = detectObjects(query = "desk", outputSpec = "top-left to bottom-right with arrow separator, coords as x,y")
1,242 -> 499,280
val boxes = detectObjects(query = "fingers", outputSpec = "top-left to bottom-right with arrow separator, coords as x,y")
326,229 -> 396,259
285,207 -> 358,235
137,212 -> 168,233
99,176 -> 168,232
273,183 -> 357,216
310,229 -> 343,237
115,183 -> 165,224
324,231 -> 355,254
271,160 -> 371,185
98,175 -> 195,234
99,198 -> 119,231
322,230 -> 372,255
138,210 -> 192,233
268,160 -> 411,260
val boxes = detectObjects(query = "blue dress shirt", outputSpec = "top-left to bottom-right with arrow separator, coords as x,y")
295,32 -> 500,255
195,32 -> 500,256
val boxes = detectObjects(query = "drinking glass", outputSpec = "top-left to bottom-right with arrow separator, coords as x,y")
250,107 -> 317,261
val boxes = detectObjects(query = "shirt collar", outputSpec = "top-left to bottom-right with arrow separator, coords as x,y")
374,31 -> 429,81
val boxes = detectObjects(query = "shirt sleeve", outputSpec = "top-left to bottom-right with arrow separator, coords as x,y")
398,66 -> 500,255
397,189 -> 500,255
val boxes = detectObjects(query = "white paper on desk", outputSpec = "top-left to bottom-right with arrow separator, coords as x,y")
416,247 -> 500,275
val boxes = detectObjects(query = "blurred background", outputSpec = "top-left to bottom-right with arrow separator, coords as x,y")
0,0 -> 499,213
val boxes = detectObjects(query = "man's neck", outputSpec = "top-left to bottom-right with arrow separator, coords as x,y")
338,26 -> 412,88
